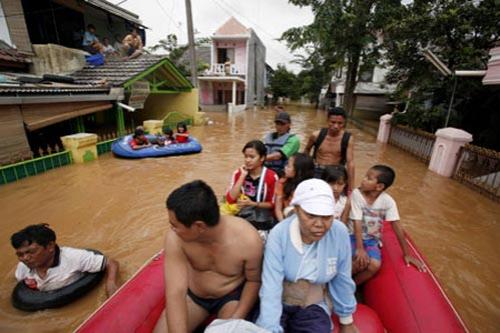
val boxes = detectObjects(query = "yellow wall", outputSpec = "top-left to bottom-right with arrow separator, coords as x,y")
137,88 -> 205,125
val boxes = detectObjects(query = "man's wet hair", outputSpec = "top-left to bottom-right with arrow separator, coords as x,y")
87,24 -> 96,30
371,164 -> 395,190
166,180 -> 220,227
11,224 -> 56,249
327,106 -> 347,119
242,140 -> 267,158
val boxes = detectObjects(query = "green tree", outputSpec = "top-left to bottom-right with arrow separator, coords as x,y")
385,0 -> 500,148
269,65 -> 300,101
292,51 -> 330,106
148,34 -> 210,76
281,0 -> 402,115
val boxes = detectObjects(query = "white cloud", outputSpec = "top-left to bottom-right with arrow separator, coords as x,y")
111,0 -> 314,72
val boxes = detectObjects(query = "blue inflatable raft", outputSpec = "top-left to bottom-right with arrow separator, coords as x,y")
111,135 -> 202,158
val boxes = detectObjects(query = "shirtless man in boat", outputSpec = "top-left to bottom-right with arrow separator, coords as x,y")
304,106 -> 355,192
153,180 -> 263,333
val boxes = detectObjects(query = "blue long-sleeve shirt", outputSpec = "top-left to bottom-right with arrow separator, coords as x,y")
256,215 -> 356,333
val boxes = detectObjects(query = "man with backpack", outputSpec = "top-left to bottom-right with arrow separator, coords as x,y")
304,107 -> 355,193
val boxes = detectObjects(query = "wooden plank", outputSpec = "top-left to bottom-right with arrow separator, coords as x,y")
21,101 -> 112,131
0,105 -> 32,165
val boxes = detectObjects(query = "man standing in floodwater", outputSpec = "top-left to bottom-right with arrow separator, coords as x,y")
153,180 -> 263,333
304,107 -> 355,192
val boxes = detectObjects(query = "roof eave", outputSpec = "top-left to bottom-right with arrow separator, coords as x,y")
0,87 -> 124,105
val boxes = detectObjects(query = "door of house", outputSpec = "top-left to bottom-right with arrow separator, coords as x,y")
217,48 -> 235,63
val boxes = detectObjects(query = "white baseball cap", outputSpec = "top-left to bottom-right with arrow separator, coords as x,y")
290,179 -> 335,216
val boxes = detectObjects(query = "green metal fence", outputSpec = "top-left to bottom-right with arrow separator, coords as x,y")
0,151 -> 72,185
96,139 -> 116,155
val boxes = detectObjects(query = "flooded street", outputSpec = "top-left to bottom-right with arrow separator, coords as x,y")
0,106 -> 499,332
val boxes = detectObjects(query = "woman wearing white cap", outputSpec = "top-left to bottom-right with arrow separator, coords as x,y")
256,179 -> 358,333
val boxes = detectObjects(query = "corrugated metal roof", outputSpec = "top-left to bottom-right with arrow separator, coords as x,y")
84,0 -> 143,26
0,84 -> 110,96
482,47 -> 500,85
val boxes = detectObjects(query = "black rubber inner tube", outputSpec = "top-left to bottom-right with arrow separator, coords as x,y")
11,249 -> 106,312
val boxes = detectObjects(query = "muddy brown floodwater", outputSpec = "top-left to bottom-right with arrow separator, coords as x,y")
0,106 -> 499,332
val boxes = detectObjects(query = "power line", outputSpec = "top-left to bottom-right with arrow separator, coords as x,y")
154,0 -> 182,36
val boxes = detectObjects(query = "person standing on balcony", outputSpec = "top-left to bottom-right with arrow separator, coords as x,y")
304,107 -> 355,193
224,58 -> 232,75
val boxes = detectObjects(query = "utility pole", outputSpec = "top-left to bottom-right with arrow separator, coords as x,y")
185,0 -> 198,87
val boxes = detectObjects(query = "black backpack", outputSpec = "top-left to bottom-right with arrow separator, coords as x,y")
312,129 -> 351,165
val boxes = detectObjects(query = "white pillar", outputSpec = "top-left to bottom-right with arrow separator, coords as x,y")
428,127 -> 473,177
232,81 -> 237,105
377,114 -> 393,143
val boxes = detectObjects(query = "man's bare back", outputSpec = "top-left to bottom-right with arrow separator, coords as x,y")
155,180 -> 263,333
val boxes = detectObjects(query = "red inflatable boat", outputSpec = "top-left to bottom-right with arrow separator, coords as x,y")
74,224 -> 469,333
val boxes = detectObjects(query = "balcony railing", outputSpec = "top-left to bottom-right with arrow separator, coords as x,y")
205,63 -> 243,76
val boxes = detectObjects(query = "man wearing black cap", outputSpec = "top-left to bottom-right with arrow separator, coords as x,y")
263,111 -> 300,175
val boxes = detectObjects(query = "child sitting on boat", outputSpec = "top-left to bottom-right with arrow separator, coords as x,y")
349,165 -> 426,285
174,122 -> 189,143
321,165 -> 350,224
130,127 -> 152,150
154,127 -> 176,146
274,153 -> 315,221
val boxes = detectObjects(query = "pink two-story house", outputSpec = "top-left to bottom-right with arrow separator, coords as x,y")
199,17 -> 266,112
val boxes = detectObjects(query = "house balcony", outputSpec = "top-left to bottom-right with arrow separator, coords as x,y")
203,63 -> 244,76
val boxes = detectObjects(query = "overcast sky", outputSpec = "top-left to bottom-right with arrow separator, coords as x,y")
110,0 -> 314,72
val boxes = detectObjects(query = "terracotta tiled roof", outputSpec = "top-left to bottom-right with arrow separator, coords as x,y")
214,17 -> 249,36
71,54 -> 166,86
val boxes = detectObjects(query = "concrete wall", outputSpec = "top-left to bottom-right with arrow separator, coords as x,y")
31,44 -> 87,75
199,81 -> 214,104
228,103 -> 246,114
137,88 -> 203,124
1,0 -> 32,53
0,105 -> 32,165
245,30 -> 265,107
